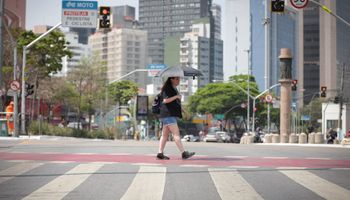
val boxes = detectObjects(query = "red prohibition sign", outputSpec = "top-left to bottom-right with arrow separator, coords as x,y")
290,0 -> 309,9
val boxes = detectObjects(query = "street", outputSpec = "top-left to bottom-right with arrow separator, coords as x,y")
0,137 -> 350,200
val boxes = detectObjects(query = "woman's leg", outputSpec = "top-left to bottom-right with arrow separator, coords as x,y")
158,125 -> 170,153
168,124 -> 185,153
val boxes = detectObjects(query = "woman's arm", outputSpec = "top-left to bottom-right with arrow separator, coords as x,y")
163,95 -> 181,104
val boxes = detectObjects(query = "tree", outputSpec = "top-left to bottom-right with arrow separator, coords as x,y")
108,80 -> 138,105
67,56 -> 107,130
301,97 -> 325,131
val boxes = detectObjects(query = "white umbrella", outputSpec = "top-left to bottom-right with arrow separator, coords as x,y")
155,66 -> 203,78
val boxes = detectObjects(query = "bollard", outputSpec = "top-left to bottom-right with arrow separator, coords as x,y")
299,133 -> 307,144
247,135 -> 254,144
280,134 -> 289,143
315,132 -> 324,144
272,134 -> 280,143
308,132 -> 315,144
289,133 -> 298,143
264,134 -> 272,143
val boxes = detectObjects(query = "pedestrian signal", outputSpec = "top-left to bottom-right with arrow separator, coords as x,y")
99,7 -> 111,29
320,86 -> 327,98
271,0 -> 285,13
291,79 -> 297,91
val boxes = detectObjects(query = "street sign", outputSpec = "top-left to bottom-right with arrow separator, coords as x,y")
265,94 -> 273,103
10,80 -> 20,91
147,64 -> 167,77
62,0 -> 98,28
290,0 -> 309,9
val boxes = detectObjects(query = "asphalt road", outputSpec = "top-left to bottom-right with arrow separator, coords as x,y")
0,136 -> 349,200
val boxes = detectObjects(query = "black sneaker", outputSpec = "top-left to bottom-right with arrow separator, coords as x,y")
182,151 -> 195,159
157,153 -> 170,160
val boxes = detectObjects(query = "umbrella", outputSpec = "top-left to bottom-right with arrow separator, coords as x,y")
155,66 -> 203,78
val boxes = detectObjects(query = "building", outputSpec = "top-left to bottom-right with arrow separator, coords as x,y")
3,0 -> 26,29
59,32 -> 89,77
139,0 -> 209,64
225,0 -> 299,94
111,5 -> 136,29
89,28 -> 148,89
299,0 -> 350,105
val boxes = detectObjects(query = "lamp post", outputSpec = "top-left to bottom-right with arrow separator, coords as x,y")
21,23 -> 61,135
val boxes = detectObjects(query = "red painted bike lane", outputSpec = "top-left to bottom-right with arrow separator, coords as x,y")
1,152 -> 350,168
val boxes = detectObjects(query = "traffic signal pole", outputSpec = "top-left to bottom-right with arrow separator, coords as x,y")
21,22 -> 61,135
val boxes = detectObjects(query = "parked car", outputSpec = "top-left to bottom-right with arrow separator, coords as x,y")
181,135 -> 200,142
67,122 -> 83,129
216,131 -> 230,143
203,131 -> 222,142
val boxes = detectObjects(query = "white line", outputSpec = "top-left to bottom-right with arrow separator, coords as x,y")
74,153 -> 99,155
107,153 -> 132,156
263,157 -> 288,159
180,165 -> 209,168
0,162 -> 43,184
276,167 -> 307,170
306,157 -> 331,160
132,163 -> 162,166
281,170 -> 350,200
224,156 -> 248,158
22,163 -> 103,200
229,166 -> 260,169
209,168 -> 264,200
120,166 -> 166,200
48,161 -> 77,164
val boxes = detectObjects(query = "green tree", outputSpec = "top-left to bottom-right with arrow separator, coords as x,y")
301,97 -> 325,131
108,80 -> 138,105
67,56 -> 107,130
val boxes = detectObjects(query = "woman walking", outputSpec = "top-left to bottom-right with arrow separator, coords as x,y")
157,77 -> 195,160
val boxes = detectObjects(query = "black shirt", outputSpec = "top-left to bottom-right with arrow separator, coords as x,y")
159,85 -> 182,118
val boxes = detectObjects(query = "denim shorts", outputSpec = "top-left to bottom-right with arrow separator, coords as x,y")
160,117 -> 178,126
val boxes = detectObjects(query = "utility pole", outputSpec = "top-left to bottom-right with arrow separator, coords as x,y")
0,0 -> 4,110
337,63 -> 345,139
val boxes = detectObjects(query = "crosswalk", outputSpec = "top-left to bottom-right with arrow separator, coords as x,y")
0,160 -> 349,200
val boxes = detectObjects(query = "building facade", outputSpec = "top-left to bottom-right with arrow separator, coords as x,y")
89,28 -> 148,89
139,0 -> 209,64
299,0 -> 350,105
3,0 -> 26,29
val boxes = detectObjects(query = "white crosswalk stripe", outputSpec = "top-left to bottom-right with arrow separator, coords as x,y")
281,170 -> 350,200
209,168 -> 264,200
22,163 -> 103,200
120,166 -> 166,200
1,161 -> 350,200
0,162 -> 43,184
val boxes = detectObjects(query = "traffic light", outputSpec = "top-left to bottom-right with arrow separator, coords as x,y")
320,86 -> 327,98
271,0 -> 285,13
25,82 -> 34,97
291,79 -> 297,91
334,96 -> 340,104
99,7 -> 111,29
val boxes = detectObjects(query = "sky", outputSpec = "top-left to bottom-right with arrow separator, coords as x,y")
26,0 -> 229,77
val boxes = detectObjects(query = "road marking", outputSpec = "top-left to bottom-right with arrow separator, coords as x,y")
209,168 -> 264,200
180,164 -> 209,168
263,156 -> 288,159
120,166 -> 166,200
48,161 -> 77,164
107,153 -> 132,156
306,157 -> 331,160
22,163 -> 103,200
276,167 -> 307,170
224,156 -> 248,158
281,170 -> 350,200
132,163 -> 161,166
75,153 -> 99,155
0,162 -> 43,184
229,166 -> 259,169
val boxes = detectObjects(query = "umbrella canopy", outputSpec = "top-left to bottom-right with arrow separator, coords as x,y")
155,66 -> 203,78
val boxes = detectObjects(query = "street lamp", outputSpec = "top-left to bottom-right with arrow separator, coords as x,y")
21,23 -> 61,135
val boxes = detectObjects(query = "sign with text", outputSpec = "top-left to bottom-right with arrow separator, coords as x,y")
62,0 -> 98,28
147,64 -> 167,77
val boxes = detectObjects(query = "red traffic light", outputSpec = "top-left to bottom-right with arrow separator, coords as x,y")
321,86 -> 327,92
292,79 -> 298,84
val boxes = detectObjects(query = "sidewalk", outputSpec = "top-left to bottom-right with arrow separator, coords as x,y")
255,142 -> 350,149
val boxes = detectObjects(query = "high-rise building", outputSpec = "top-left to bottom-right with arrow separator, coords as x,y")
3,0 -> 26,29
139,0 -> 209,64
225,0 -> 299,94
299,0 -> 350,104
69,28 -> 96,45
59,32 -> 89,77
89,28 -> 148,89
111,5 -> 136,29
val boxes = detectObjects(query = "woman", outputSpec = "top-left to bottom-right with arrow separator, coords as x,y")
157,77 -> 195,160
